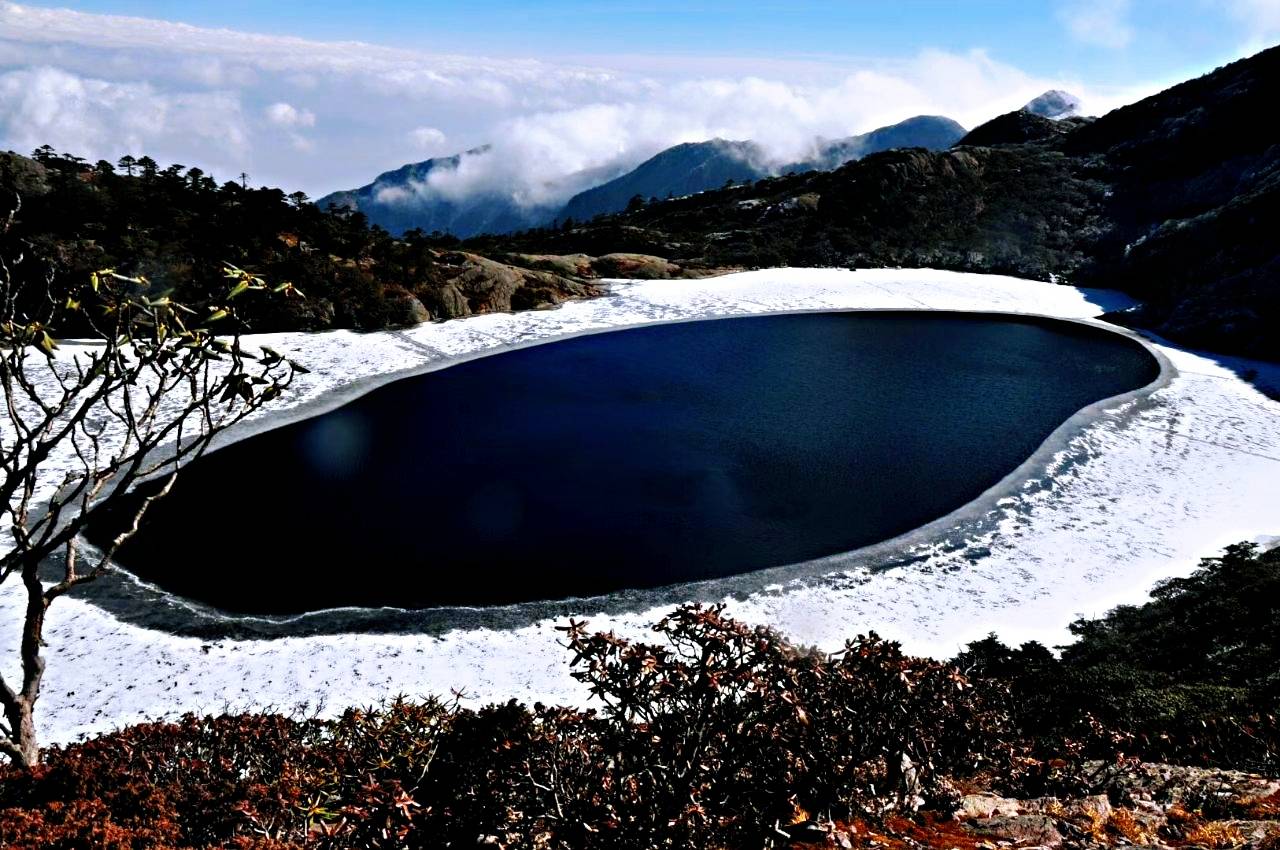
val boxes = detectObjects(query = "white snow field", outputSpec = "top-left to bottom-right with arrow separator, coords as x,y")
3,268 -> 1279,746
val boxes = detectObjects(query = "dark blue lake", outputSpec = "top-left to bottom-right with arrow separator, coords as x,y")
90,311 -> 1158,614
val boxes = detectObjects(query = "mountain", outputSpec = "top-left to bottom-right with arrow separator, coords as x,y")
316,146 -> 585,238
473,45 -> 1280,359
327,114 -> 968,238
789,115 -> 967,172
1023,89 -> 1083,120
559,139 -> 772,224
561,115 -> 966,224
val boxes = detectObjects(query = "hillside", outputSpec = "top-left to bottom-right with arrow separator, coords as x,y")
559,138 -> 771,223
788,114 -> 967,172
0,148 -> 603,333
314,146 -> 624,239
6,48 -> 1278,357
561,115 -> 966,224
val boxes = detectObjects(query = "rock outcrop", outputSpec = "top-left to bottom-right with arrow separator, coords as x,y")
416,251 -> 600,319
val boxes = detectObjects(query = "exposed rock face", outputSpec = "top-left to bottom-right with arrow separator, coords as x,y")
0,151 -> 50,197
380,289 -> 431,328
590,253 -> 683,279
499,250 -> 737,280
1080,760 -> 1280,810
417,251 -> 600,319
935,764 -> 1280,850
954,793 -> 1023,819
966,813 -> 1065,846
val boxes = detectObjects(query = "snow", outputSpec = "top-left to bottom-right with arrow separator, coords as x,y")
3,268 -> 1279,747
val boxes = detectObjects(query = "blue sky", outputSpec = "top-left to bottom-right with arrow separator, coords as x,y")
1,1 -> 1276,198
29,0 -> 1263,83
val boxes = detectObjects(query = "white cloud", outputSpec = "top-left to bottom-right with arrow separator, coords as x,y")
0,65 -> 248,170
409,126 -> 447,152
264,101 -> 316,129
0,1 -> 1159,205
1058,0 -> 1133,48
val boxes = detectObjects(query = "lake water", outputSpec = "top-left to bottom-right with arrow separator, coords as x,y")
89,311 -> 1159,614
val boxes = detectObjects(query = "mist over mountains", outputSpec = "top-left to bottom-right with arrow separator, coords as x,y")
317,114 -> 969,237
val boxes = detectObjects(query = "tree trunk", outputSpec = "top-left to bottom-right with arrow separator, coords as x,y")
12,702 -> 37,768
1,692 -> 38,768
0,559 -> 48,768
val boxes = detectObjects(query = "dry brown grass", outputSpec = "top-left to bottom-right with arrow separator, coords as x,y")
1244,789 -> 1280,819
1106,808 -> 1159,845
1183,821 -> 1247,849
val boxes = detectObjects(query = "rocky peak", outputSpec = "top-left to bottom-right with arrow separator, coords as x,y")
1024,89 -> 1084,120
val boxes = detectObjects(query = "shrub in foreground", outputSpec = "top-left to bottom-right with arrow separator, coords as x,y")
2,544 -> 1278,848
0,606 -> 1013,849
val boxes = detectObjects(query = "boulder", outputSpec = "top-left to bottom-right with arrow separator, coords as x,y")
590,253 -> 682,279
954,793 -> 1022,820
965,814 -> 1064,847
1023,793 -> 1112,829
419,251 -> 599,318
382,290 -> 431,328
1082,761 -> 1280,811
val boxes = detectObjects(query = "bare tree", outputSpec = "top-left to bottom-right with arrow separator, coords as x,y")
0,193 -> 304,766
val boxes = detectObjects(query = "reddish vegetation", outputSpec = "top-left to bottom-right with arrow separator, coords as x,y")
0,603 -> 1276,848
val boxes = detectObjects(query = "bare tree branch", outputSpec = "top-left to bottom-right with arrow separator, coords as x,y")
0,197 -> 302,766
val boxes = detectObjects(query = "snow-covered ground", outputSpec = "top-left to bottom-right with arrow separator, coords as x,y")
3,268 -> 1279,746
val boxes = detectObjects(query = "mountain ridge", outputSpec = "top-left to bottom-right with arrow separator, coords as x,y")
319,114 -> 968,237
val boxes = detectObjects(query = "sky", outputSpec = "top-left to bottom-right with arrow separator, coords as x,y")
1,1 -> 1277,205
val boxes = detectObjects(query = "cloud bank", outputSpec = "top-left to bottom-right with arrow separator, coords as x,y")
1,1 -> 1165,207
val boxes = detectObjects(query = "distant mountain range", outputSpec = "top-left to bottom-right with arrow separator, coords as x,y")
317,114 -> 968,237
560,116 -> 967,223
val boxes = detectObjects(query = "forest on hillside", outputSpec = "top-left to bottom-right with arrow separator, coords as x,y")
0,147 -> 595,335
